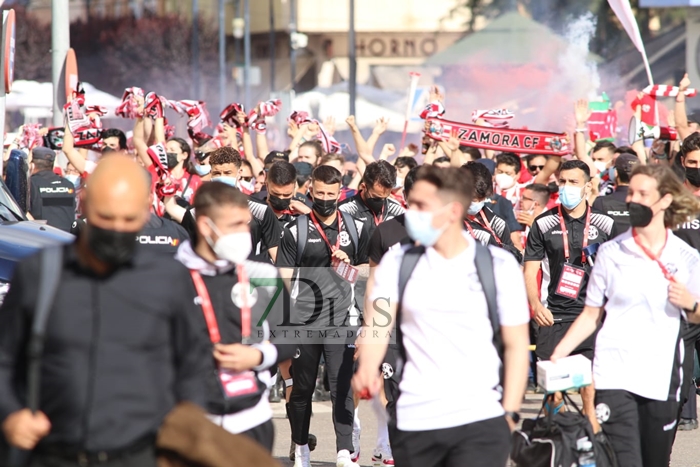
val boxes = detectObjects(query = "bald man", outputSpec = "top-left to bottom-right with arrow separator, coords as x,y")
0,155 -> 211,467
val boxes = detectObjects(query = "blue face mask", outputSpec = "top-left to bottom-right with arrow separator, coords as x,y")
405,209 -> 447,247
467,201 -> 484,216
194,164 -> 211,176
558,186 -> 584,210
213,176 -> 238,188
65,174 -> 80,188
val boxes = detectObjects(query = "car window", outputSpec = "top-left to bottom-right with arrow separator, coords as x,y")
0,179 -> 25,222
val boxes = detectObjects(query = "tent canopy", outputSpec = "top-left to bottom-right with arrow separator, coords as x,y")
425,12 -> 601,67
6,81 -> 122,117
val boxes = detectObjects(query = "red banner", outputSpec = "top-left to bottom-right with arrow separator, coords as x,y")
425,118 -> 571,156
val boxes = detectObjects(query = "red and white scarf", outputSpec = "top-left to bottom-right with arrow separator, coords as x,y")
20,124 -> 42,150
643,85 -> 697,98
288,110 -> 340,154
419,101 -> 445,120
248,99 -> 282,133
425,117 -> 570,156
63,83 -> 105,148
471,109 -> 514,128
115,87 -> 145,119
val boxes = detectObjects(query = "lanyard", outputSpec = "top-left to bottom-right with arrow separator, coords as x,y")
189,265 -> 252,344
473,211 -> 503,247
371,205 -> 385,226
632,229 -> 675,282
310,211 -> 342,253
558,205 -> 591,264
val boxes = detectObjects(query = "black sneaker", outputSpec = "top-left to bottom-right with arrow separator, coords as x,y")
678,418 -> 698,431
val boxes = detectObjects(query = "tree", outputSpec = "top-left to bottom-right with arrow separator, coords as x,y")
3,8 -> 221,105
10,7 -> 52,82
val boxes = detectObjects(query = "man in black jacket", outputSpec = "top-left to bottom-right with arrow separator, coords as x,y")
28,147 -> 76,232
174,182 -> 294,451
0,155 -> 210,467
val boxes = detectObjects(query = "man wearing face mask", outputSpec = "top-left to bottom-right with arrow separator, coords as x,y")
265,161 -> 312,229
338,160 -> 404,462
461,162 -> 518,260
0,155 -> 210,465
173,182 -> 295,450
590,141 -> 617,197
592,153 -> 638,234
354,165 -> 530,467
277,165 -> 370,467
673,133 -> 700,431
679,132 -> 700,197
494,152 -> 527,208
339,161 -> 405,240
166,148 -> 282,263
28,147 -> 76,233
524,160 -> 618,426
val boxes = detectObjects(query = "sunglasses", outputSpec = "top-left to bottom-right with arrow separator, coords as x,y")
240,176 -> 254,182
528,165 -> 544,171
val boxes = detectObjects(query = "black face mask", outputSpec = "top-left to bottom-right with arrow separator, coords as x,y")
268,194 -> 291,212
166,153 -> 180,169
312,198 -> 337,217
686,166 -> 700,188
628,202 -> 654,228
364,195 -> 385,215
341,174 -> 353,187
87,225 -> 139,266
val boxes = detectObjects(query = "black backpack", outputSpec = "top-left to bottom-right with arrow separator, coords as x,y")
395,243 -> 503,384
511,393 -> 618,467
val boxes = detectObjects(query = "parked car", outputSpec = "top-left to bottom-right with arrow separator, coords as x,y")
0,177 -> 73,305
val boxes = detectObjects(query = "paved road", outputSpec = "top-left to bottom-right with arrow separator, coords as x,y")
271,394 -> 700,466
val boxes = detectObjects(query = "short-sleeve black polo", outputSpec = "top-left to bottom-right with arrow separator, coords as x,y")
524,204 -> 617,321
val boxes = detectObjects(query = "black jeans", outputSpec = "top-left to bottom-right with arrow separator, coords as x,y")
390,416 -> 511,467
28,446 -> 156,467
289,342 -> 355,452
596,390 -> 679,467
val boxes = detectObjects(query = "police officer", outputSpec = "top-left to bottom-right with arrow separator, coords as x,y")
0,155 -> 209,467
592,153 -> 639,234
29,147 -> 76,232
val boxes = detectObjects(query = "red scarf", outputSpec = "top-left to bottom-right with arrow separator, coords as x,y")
425,117 -> 570,156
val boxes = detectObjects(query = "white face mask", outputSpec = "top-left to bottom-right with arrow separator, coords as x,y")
205,219 -> 251,264
495,173 -> 516,190
593,160 -> 608,174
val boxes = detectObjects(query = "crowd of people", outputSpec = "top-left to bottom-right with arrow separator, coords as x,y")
1,74 -> 700,467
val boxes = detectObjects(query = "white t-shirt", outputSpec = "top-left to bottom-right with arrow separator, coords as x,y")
586,229 -> 700,401
370,233 -> 529,431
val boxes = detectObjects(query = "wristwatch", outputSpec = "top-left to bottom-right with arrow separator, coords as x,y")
686,302 -> 699,314
504,411 -> 520,424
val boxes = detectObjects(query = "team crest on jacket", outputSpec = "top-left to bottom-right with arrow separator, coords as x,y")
339,231 -> 351,247
381,363 -> 394,379
231,282 -> 258,308
595,403 -> 610,423
587,225 -> 599,241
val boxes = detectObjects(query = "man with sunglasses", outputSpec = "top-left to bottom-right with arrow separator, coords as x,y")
525,155 -> 548,179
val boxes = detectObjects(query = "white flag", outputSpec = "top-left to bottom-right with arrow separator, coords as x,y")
607,0 -> 653,85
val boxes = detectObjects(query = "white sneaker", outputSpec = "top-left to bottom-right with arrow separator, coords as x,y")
351,425 -> 361,462
337,449 -> 360,467
294,444 -> 311,467
372,447 -> 395,466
